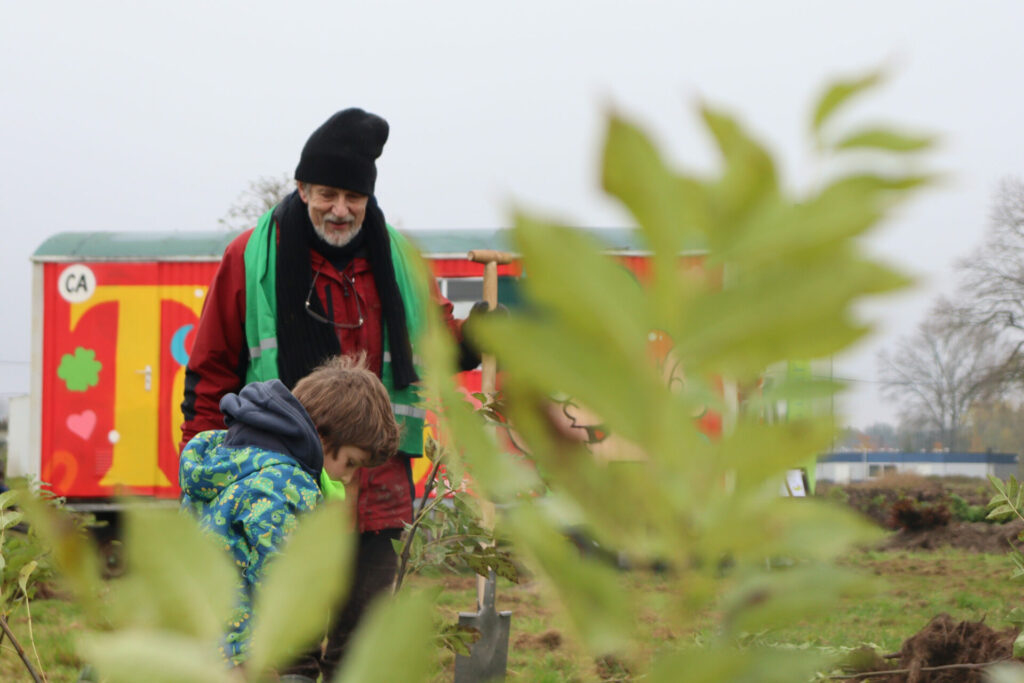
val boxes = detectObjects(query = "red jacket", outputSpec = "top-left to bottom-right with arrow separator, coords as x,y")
181,227 -> 462,532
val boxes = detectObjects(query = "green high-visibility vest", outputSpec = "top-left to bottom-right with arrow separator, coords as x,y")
242,206 -> 426,455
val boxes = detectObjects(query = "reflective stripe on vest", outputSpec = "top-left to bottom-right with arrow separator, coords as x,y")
383,351 -> 423,366
249,337 -> 278,360
392,403 -> 427,419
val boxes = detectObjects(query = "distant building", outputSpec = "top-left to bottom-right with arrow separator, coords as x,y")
817,451 -> 1018,484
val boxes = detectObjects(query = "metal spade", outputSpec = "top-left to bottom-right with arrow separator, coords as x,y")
454,569 -> 512,682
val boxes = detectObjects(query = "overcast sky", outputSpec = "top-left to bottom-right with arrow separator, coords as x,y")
2,1 -> 1023,428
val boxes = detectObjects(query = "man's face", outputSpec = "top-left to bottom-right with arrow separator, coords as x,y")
297,183 -> 369,247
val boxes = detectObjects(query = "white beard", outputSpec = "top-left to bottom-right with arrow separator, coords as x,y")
312,214 -> 362,247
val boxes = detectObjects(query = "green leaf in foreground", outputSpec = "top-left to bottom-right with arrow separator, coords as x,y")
14,488 -> 104,623
989,504 -> 1015,520
438,622 -> 480,657
719,564 -> 873,637
0,510 -> 23,532
332,590 -> 435,683
812,69 -> 884,134
504,506 -> 632,655
991,474 -> 1011,497
649,645 -> 829,683
418,304 -> 542,502
601,113 -> 710,254
17,559 -> 37,596
510,215 -> 651,368
79,631 -> 228,683
834,127 -> 935,152
117,508 -> 236,641
248,501 -> 354,675
700,105 -> 779,238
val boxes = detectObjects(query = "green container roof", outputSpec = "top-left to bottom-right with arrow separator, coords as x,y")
32,231 -> 243,262
32,228 -> 696,262
402,228 -> 658,256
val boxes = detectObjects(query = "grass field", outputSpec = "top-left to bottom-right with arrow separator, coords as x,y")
1,547 -> 1020,682
768,549 -> 1015,654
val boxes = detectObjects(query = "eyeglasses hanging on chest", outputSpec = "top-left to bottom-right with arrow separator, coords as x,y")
304,266 -> 365,329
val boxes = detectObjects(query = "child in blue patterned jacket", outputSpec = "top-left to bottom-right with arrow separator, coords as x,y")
179,354 -> 399,667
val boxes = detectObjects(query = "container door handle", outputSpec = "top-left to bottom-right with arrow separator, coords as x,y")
135,365 -> 152,392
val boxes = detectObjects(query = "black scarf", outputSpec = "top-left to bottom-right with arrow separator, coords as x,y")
273,190 -> 417,390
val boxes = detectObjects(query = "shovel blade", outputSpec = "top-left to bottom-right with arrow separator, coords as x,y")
454,608 -> 512,682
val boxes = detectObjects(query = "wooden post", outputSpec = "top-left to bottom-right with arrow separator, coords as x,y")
466,249 -> 514,607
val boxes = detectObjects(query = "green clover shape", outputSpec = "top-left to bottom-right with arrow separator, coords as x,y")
57,347 -> 102,392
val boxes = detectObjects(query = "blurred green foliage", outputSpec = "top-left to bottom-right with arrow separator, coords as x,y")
0,483 -> 81,682
17,495 -> 435,682
0,486 -> 58,606
949,492 -> 990,523
420,68 -> 934,680
8,68 -> 938,682
987,475 -> 1024,665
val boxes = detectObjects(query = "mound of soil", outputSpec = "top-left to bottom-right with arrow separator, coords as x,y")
819,475 -> 1021,552
831,475 -> 965,520
880,520 -> 1024,554
862,613 -> 1018,682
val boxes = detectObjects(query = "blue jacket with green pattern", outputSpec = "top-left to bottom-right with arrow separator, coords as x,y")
179,379 -> 323,664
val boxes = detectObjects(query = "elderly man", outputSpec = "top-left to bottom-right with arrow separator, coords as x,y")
180,108 -> 477,679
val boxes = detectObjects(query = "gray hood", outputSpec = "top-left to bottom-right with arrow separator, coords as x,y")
219,379 -> 323,478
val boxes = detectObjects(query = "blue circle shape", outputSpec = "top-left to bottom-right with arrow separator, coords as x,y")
170,324 -> 194,366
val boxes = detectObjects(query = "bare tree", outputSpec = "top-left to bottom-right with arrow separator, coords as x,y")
968,399 -> 1024,455
895,415 -> 938,452
219,173 -> 294,231
878,301 -> 1008,451
956,176 -> 1024,384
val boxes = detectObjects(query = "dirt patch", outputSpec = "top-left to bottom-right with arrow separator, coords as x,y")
513,629 -> 562,650
822,474 -> 950,528
819,475 -> 1023,552
537,629 -> 562,650
650,626 -> 678,642
880,520 -> 1024,554
594,653 -> 633,681
30,581 -> 72,601
859,613 -> 1018,682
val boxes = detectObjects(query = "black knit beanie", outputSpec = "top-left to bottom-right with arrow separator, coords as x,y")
294,108 -> 389,195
